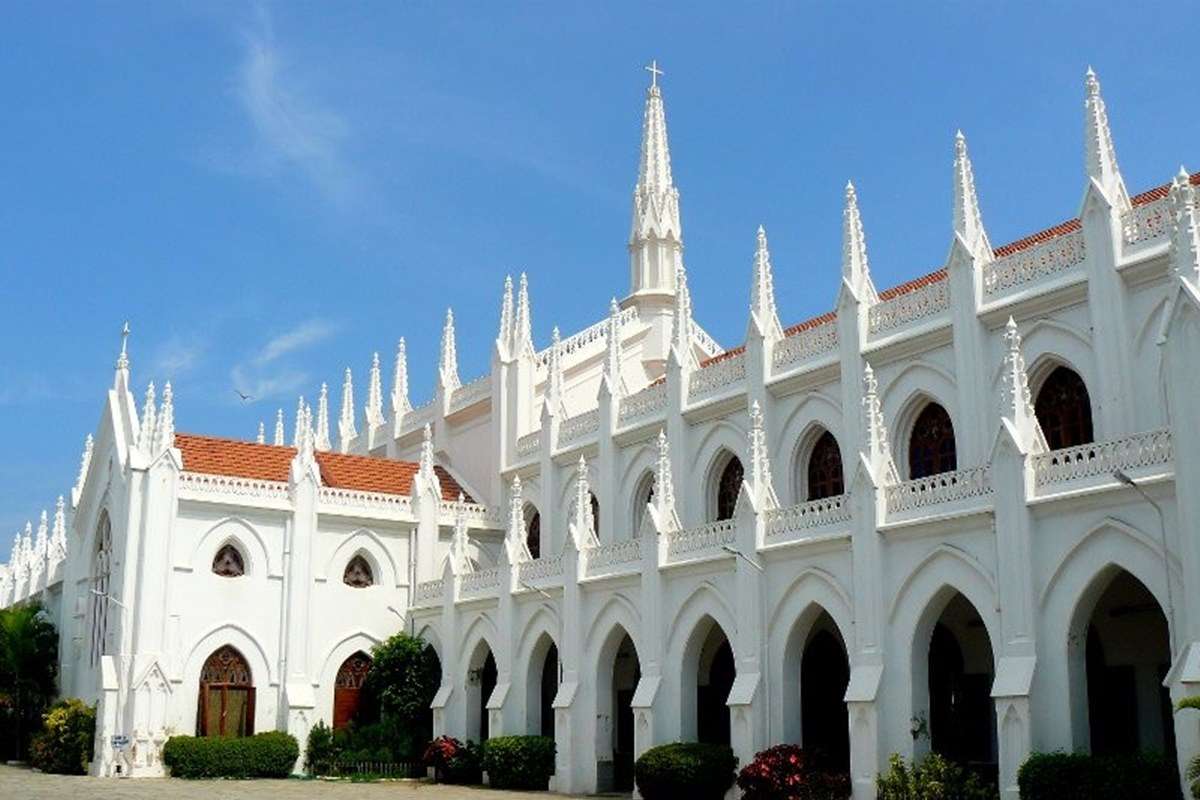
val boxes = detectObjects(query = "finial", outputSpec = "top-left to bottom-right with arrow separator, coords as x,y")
315,383 -> 331,451
547,325 -> 565,414
154,381 -> 175,453
750,224 -> 782,339
842,180 -> 876,300
952,130 -> 992,259
274,408 -> 285,446
293,395 -> 307,447
440,308 -> 461,391
339,367 -> 356,452
514,273 -> 534,358
116,321 -> 131,371
1083,66 -> 1129,208
604,297 -> 624,393
139,381 -> 157,452
1169,167 -> 1200,282
366,351 -> 384,428
256,421 -> 265,444
653,427 -> 675,518
498,276 -> 515,355
75,434 -> 94,496
391,338 -> 411,418
645,59 -> 663,89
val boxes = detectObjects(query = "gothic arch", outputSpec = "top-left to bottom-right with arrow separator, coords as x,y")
704,448 -> 745,522
894,392 -> 958,480
415,623 -> 444,663
321,529 -> 398,588
521,631 -> 559,736
182,623 -> 273,737
792,424 -> 847,502
880,359 -> 958,439
457,613 -> 500,677
889,544 -> 999,631
584,592 -> 643,658
317,631 -> 383,694
671,610 -> 737,743
515,604 -> 562,663
631,470 -> 656,535
666,581 -> 739,659
776,393 -> 845,504
187,517 -> 274,578
691,421 -> 748,522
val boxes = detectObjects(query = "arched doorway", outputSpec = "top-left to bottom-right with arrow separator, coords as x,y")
611,632 -> 640,791
1081,571 -> 1174,759
921,593 -> 995,770
801,617 -> 850,770
333,651 -> 372,730
197,645 -> 255,737
478,651 -> 498,741
540,644 -> 559,737
684,616 -> 735,746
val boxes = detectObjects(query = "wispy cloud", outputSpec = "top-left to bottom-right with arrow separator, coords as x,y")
230,318 -> 335,403
151,334 -> 206,378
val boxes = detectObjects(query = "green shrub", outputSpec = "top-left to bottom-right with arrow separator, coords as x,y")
163,731 -> 299,779
305,721 -> 337,775
876,753 -> 996,800
28,698 -> 95,774
1017,751 -> 1180,800
423,735 -> 483,784
635,742 -> 737,800
481,735 -> 555,790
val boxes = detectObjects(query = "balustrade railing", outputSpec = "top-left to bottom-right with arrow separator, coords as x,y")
692,325 -> 723,357
449,374 -> 490,412
618,382 -> 667,427
869,278 -> 950,334
688,351 -> 746,401
413,579 -> 444,605
666,519 -> 736,560
319,486 -> 413,515
559,409 -> 600,447
534,307 -> 639,367
179,472 -> 291,503
885,465 -> 992,514
772,319 -> 838,369
519,555 -> 564,584
983,228 -> 1087,297
516,431 -> 541,459
460,568 -> 501,598
1122,197 -> 1172,247
1032,429 -> 1172,489
764,494 -> 851,539
587,537 -> 642,573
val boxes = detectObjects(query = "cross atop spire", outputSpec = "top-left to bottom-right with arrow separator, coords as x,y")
645,59 -> 663,89
113,321 -> 131,390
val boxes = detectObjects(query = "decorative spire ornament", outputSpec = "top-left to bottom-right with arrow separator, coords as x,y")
651,428 -> 679,530
571,455 -> 598,546
547,326 -> 565,415
113,321 -> 131,390
366,352 -> 385,429
256,421 -> 265,445
418,423 -> 439,488
1083,67 -> 1130,209
339,367 -> 356,453
514,273 -> 534,359
628,63 -> 683,298
452,493 -> 474,574
1170,167 -> 1200,283
391,338 -> 412,418
842,182 -> 877,302
51,496 -> 66,560
34,510 -> 48,562
750,225 -> 783,340
861,363 -> 898,482
953,131 -> 992,260
21,523 -> 32,573
439,308 -> 461,391
498,275 -> 515,357
314,384 -> 331,451
671,265 -> 696,368
274,408 -> 286,446
506,475 -> 532,561
1000,318 -> 1048,452
139,382 -> 157,453
293,396 -> 307,447
603,298 -> 623,394
74,434 -> 93,497
154,381 -> 175,454
748,401 -> 778,506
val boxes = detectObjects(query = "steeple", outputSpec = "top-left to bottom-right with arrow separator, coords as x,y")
440,308 -> 461,391
1084,67 -> 1130,209
749,225 -> 783,340
497,276 -> 515,358
338,367 -> 356,452
274,408 -> 286,446
953,131 -> 992,260
628,61 -> 683,300
315,383 -> 331,451
392,338 -> 412,418
514,274 -> 534,359
842,182 -> 877,302
1170,167 -> 1200,283
366,352 -> 385,429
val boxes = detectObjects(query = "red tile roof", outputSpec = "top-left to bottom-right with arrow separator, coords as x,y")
1130,171 -> 1200,206
992,218 -> 1082,258
783,310 -> 837,338
698,345 -> 746,368
877,268 -> 948,301
174,433 -> 471,502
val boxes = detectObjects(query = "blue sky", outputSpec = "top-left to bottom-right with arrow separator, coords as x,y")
2,2 -> 1197,560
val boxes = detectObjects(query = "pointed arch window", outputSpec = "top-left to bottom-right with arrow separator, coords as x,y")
908,403 -> 957,479
589,492 -> 601,536
89,511 -> 112,668
526,509 -> 541,560
714,455 -> 744,521
343,555 -> 374,588
197,645 -> 255,737
633,472 -> 655,535
1034,366 -> 1094,450
212,544 -> 245,578
806,430 -> 845,501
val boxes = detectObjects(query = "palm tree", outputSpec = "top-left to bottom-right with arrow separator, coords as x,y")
0,603 -> 59,760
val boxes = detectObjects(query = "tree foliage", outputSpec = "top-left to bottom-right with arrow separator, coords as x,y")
362,632 -> 440,729
0,602 -> 59,760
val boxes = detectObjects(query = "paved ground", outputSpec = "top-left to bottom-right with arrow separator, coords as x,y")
0,765 -> 611,800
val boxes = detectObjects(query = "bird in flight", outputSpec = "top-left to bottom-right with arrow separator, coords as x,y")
234,389 -> 254,403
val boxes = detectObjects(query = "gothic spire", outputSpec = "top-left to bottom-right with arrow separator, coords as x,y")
418,423 -> 438,489
51,496 -> 66,561
1000,317 -> 1047,452
546,326 -> 565,415
296,400 -> 316,468
843,182 -> 877,302
35,510 -> 48,561
366,352 -> 385,429
861,363 -> 897,482
953,131 -> 992,260
440,308 -> 461,391
652,428 -> 678,528
514,273 -> 534,359
314,383 -> 331,451
1084,67 -> 1129,209
671,264 -> 696,368
1170,167 -> 1200,283
628,63 -> 683,298
451,493 -> 474,574
572,454 -> 598,547
603,298 -> 623,394
293,395 -> 307,447
506,475 -> 532,562
256,421 -> 265,445
392,338 -> 412,418
113,321 -> 131,391
154,381 -> 174,454
274,408 -> 286,446
498,275 -> 515,357
139,381 -> 157,453
750,225 -> 783,339
748,401 -> 777,506
338,367 -> 356,452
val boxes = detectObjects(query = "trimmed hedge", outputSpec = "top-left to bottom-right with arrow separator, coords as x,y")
1018,751 -> 1181,800
163,731 -> 299,779
29,699 -> 95,775
482,735 -> 555,790
635,742 -> 737,800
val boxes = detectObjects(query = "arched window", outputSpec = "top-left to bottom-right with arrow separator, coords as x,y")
89,511 -> 112,668
342,555 -> 374,588
333,651 -> 372,730
590,492 -> 600,536
526,507 -> 541,560
908,403 -> 957,479
632,472 -> 655,535
714,455 -> 744,521
806,431 -> 845,500
212,544 -> 245,578
197,645 -> 255,737
1035,366 -> 1094,450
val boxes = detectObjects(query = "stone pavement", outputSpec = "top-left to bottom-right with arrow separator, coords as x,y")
0,766 -> 611,800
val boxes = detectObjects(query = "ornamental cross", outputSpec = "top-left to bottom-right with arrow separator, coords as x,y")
645,59 -> 663,88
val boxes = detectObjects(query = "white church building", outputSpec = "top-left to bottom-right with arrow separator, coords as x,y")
4,66 -> 1200,799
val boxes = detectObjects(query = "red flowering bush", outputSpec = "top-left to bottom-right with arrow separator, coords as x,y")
736,745 -> 851,800
422,735 -> 482,784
